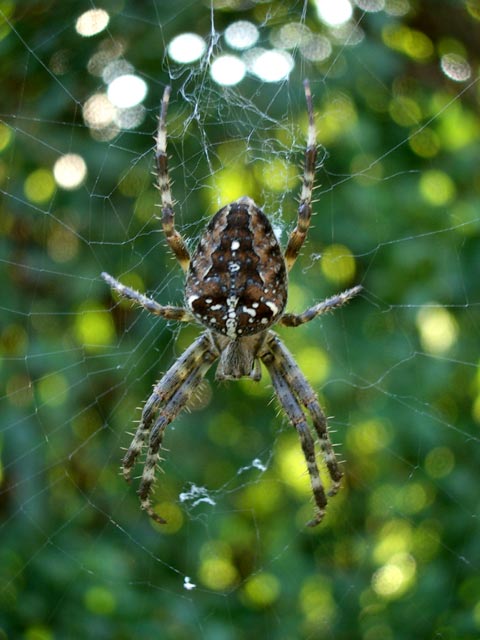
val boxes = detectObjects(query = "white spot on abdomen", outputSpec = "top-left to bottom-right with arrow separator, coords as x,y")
225,295 -> 239,338
243,306 -> 256,318
187,294 -> 199,309
266,301 -> 279,315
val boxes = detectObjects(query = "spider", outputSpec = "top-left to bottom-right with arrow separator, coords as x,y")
102,80 -> 361,527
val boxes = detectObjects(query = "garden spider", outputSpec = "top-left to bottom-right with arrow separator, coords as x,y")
102,80 -> 361,527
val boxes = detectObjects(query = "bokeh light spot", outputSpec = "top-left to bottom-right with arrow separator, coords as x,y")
373,519 -> 413,564
207,164 -> 254,205
24,626 -> 53,640
440,53 -> 471,82
250,49 -> 294,82
37,373 -> 69,407
300,34 -> 332,61
466,0 -> 480,20
372,553 -> 417,600
403,29 -> 434,60
151,502 -> 184,533
258,158 -> 297,192
242,572 -> 280,608
47,226 -> 79,263
225,20 -> 259,49
107,74 -> 148,108
316,93 -> 358,145
272,22 -> 311,49
2,323 -> 28,356
167,33 -> 206,63
84,585 -> 116,615
347,419 -> 391,455
425,446 -> 455,479
53,153 -> 87,190
314,0 -> 353,26
74,303 -> 116,351
6,374 -> 33,408
389,95 -> 422,127
75,9 -> 109,37
300,577 -> 337,628
237,480 -> 282,518
199,543 -> 238,590
385,0 -> 409,16
382,25 -> 433,60
0,123 -> 12,151
400,482 -> 429,514
277,435 -> 311,497
355,0 -> 385,11
24,168 -> 55,204
210,55 -> 246,86
419,169 -> 456,206
296,347 -> 329,386
409,127 -> 440,158
321,244 -> 356,285
416,305 -> 458,354
83,93 -> 117,130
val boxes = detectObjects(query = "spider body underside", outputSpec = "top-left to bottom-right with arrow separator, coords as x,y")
102,81 -> 361,527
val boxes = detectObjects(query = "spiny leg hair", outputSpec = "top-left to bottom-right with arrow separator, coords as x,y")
280,285 -> 362,327
284,79 -> 317,272
101,272 -> 194,322
155,85 -> 190,272
262,350 -> 329,527
260,332 -> 343,527
122,333 -> 218,523
264,333 -> 343,498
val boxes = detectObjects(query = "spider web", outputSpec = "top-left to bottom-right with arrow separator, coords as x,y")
1,1 -> 480,637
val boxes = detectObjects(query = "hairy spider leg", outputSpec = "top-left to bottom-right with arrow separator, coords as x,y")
280,285 -> 362,327
138,348 -> 218,523
284,79 -> 318,272
122,333 -> 217,480
122,332 -> 218,484
262,349 -> 329,527
155,85 -> 190,272
101,272 -> 194,322
264,334 -> 343,497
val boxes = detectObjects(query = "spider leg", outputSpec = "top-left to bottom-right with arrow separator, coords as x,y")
101,271 -> 194,322
261,347 -> 329,527
138,361 -> 215,523
155,85 -> 190,273
261,334 -> 336,527
263,333 -> 343,501
122,332 -> 218,523
284,79 -> 317,272
280,285 -> 362,327
122,332 -> 217,481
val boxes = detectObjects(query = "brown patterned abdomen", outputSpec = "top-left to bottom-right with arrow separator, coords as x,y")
185,196 -> 287,339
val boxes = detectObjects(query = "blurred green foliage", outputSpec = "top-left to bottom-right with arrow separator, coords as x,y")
1,1 -> 480,639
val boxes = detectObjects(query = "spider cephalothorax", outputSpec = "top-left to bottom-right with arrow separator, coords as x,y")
102,81 -> 361,527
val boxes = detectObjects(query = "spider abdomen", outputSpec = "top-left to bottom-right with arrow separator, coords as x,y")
185,196 -> 287,339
